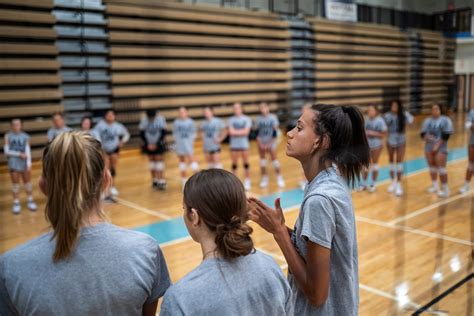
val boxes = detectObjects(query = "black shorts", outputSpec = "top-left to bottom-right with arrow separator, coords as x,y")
230,148 -> 249,152
105,147 -> 120,155
205,148 -> 221,155
144,143 -> 166,155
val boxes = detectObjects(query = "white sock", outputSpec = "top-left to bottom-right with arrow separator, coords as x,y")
432,181 -> 439,189
13,198 -> 19,204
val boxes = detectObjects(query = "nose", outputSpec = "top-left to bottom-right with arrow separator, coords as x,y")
287,129 -> 293,138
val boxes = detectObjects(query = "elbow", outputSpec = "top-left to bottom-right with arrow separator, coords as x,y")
307,293 -> 328,307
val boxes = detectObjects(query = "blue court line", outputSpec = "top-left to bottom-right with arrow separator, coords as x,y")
134,147 -> 467,244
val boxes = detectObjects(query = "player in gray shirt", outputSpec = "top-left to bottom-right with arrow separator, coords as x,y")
139,109 -> 168,190
47,112 -> 72,142
361,105 -> 387,192
254,102 -> 285,189
160,169 -> 293,316
3,119 -> 38,214
0,132 -> 171,316
228,102 -> 252,190
383,100 -> 414,196
200,107 -> 226,169
460,108 -> 474,193
173,107 -> 199,188
421,103 -> 454,197
94,110 -> 130,199
249,104 -> 369,316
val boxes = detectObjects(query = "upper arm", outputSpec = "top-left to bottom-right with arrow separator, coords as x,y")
306,241 -> 331,306
3,134 -> 8,146
142,300 -> 159,316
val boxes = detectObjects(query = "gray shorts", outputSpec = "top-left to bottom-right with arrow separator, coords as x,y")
425,142 -> 448,154
387,133 -> 406,147
368,137 -> 383,150
175,141 -> 194,156
8,157 -> 27,172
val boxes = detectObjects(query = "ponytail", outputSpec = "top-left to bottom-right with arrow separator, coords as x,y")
42,132 -> 105,262
392,100 -> 406,133
311,104 -> 370,186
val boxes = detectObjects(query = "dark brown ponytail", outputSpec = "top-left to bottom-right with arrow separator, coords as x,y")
183,169 -> 254,260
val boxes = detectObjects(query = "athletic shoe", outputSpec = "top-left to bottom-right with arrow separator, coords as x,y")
277,176 -> 285,188
110,186 -> 119,197
12,202 -> 21,215
368,185 -> 376,193
244,178 -> 251,191
387,181 -> 396,193
357,185 -> 367,192
152,180 -> 159,190
395,183 -> 403,197
427,186 -> 438,193
459,184 -> 470,194
104,196 -> 116,203
158,180 -> 167,191
259,176 -> 269,188
437,188 -> 450,198
27,200 -> 38,211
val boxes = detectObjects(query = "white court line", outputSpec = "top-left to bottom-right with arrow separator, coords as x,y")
357,215 -> 473,247
160,236 -> 193,248
388,189 -> 474,225
114,197 -> 172,220
359,283 -> 421,309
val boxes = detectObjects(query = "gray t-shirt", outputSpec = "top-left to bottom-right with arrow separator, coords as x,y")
200,117 -> 226,152
255,114 -> 279,144
173,118 -> 196,156
47,126 -> 72,142
365,116 -> 387,149
228,115 -> 252,150
5,131 -> 30,171
139,115 -> 167,145
467,109 -> 474,145
289,165 -> 359,316
421,115 -> 454,153
93,120 -> 130,153
160,251 -> 293,316
0,223 -> 171,316
383,112 -> 414,147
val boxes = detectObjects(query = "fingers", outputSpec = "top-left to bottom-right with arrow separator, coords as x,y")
274,198 -> 282,211
248,197 -> 270,210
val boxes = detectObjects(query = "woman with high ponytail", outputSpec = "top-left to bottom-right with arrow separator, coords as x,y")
0,132 -> 171,316
160,169 -> 293,316
249,103 -> 370,315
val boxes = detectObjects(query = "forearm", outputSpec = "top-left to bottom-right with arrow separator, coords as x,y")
25,144 -> 32,168
3,144 -> 21,157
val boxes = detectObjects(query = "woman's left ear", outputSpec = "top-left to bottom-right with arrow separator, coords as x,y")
38,175 -> 47,196
190,208 -> 200,227
102,169 -> 112,192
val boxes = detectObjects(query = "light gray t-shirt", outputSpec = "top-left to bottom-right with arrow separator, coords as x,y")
47,126 -> 72,142
290,166 -> 359,316
173,118 -> 196,156
200,117 -> 226,152
93,120 -> 130,153
139,115 -> 167,145
228,115 -> 252,150
0,223 -> 171,316
467,109 -> 474,145
255,114 -> 279,144
5,131 -> 30,171
365,116 -> 387,149
421,115 -> 454,153
383,112 -> 414,147
160,251 -> 293,316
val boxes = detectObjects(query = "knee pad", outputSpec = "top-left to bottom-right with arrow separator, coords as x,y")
179,162 -> 187,172
389,163 -> 396,172
110,168 -> 116,178
148,162 -> 155,171
429,167 -> 438,174
215,163 -> 223,169
469,163 -> 474,172
396,164 -> 404,173
438,167 -> 447,175
371,164 -> 379,171
24,182 -> 33,191
190,162 -> 199,172
244,163 -> 250,170
12,183 -> 20,193
155,161 -> 164,171
272,160 -> 280,169
207,163 -> 215,169
232,163 -> 237,171
259,159 -> 267,168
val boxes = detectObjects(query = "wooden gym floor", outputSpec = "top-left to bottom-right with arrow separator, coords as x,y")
1,112 -> 473,315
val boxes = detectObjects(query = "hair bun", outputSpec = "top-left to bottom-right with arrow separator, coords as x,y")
215,216 -> 254,259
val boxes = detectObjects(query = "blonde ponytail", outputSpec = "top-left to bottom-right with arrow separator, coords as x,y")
42,132 -> 105,262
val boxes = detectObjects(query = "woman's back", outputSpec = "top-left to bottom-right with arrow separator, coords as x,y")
160,250 -> 292,316
0,223 -> 170,316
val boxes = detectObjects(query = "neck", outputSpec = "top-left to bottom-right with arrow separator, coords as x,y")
199,232 -> 219,260
300,154 -> 331,183
82,205 -> 104,228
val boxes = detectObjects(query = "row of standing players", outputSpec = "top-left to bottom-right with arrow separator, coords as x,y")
4,100 -> 473,214
362,100 -> 474,198
3,102 -> 284,213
